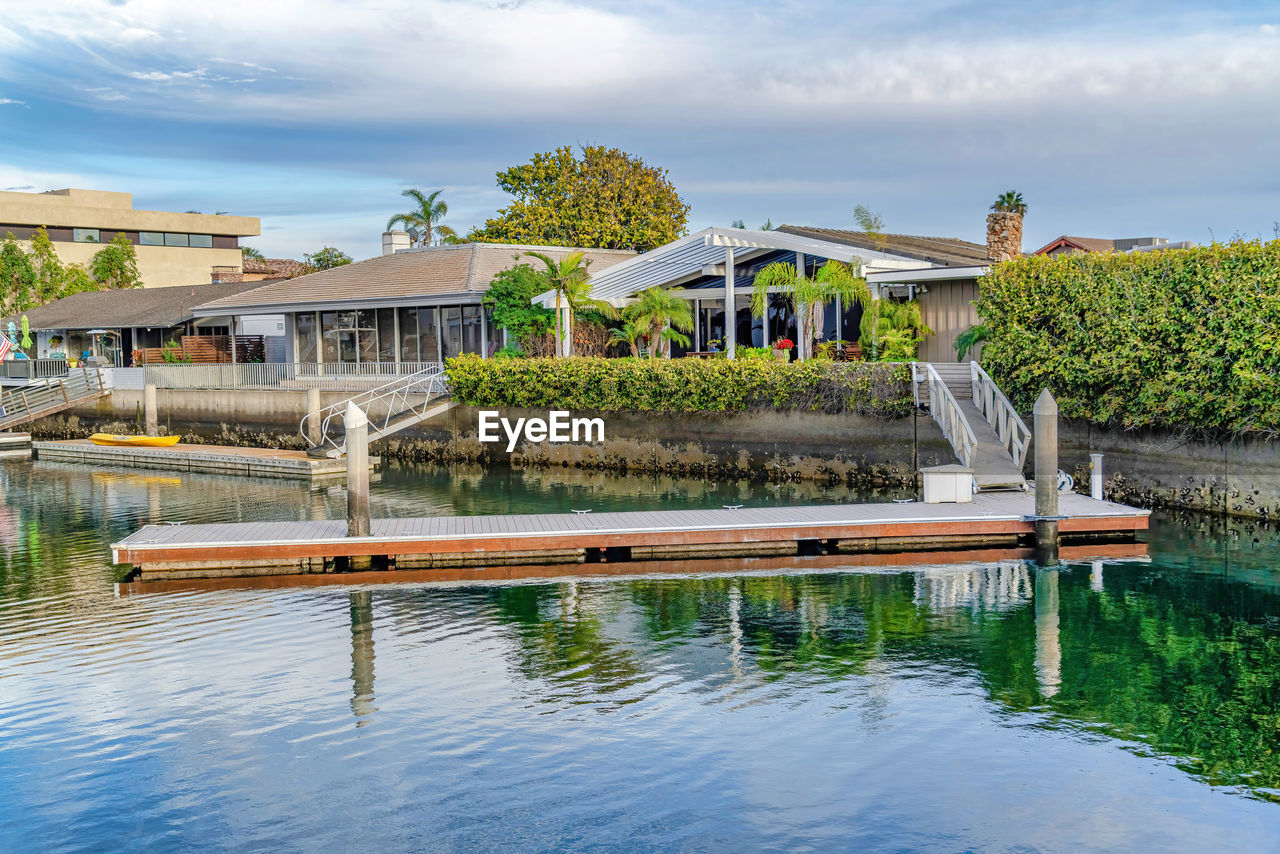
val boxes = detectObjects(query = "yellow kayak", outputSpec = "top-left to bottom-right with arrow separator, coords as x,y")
88,433 -> 182,448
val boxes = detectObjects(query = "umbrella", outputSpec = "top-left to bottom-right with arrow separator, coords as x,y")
20,315 -> 31,350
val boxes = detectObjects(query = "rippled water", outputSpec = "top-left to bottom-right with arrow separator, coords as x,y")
2,459 -> 1280,852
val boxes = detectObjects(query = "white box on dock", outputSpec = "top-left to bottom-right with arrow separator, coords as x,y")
921,465 -> 974,504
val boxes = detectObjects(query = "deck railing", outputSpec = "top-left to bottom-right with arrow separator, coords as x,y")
143,362 -> 442,390
0,367 -> 108,429
925,363 -> 977,468
969,361 -> 1032,470
301,364 -> 451,455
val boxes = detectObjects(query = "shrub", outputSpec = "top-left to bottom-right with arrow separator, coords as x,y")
977,240 -> 1280,435
444,355 -> 913,418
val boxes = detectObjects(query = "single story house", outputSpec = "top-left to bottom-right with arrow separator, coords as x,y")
191,241 -> 636,365
3,280 -> 282,366
538,225 -> 992,360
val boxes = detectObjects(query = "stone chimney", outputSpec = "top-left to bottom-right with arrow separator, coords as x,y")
382,230 -> 411,256
986,212 -> 1023,262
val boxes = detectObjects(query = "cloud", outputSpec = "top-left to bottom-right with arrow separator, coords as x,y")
0,98 -> 26,106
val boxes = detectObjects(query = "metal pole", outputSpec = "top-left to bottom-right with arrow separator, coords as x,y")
144,383 -> 158,437
346,401 -> 370,538
1090,452 -> 1104,501
1034,388 -> 1059,564
724,247 -> 736,359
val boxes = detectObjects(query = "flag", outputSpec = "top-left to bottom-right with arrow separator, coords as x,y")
0,336 -> 12,361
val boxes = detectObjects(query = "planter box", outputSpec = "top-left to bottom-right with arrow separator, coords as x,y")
921,464 -> 974,504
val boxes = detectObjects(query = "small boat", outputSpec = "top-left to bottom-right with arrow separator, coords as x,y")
88,433 -> 182,448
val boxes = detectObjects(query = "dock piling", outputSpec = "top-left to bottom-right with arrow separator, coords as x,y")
144,383 -> 158,437
1034,388 -> 1059,565
346,401 -> 371,538
306,387 -> 322,447
1090,453 -> 1104,501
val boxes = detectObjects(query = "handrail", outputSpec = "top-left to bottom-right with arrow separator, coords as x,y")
0,367 -> 107,429
925,363 -> 977,468
969,361 -> 1032,470
145,361 -> 441,390
300,364 -> 450,455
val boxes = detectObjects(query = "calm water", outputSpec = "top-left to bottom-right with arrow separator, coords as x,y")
2,459 -> 1279,852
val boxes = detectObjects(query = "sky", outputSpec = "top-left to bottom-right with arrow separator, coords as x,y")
0,0 -> 1277,260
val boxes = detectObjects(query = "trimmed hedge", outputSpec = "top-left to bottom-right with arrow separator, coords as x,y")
445,355 -> 913,418
978,241 -> 1280,435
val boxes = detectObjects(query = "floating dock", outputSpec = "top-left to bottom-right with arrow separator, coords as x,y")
36,439 -> 375,480
112,492 -> 1149,581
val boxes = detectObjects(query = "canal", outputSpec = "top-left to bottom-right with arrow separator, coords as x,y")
2,458 -> 1278,851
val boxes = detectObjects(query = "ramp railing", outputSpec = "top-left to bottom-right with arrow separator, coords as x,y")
969,361 -> 1032,471
925,363 -> 977,468
0,368 -> 108,430
300,364 -> 449,456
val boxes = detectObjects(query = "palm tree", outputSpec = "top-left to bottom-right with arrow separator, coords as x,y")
626,287 -> 694,358
990,191 -> 1027,216
525,251 -> 617,356
750,260 -> 869,361
609,319 -> 646,357
387,189 -> 457,247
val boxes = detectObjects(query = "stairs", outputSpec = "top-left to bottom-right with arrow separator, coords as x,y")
0,369 -> 109,430
915,361 -> 1030,491
300,364 -> 455,458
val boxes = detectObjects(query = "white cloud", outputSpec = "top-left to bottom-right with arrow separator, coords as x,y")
0,0 -> 1270,126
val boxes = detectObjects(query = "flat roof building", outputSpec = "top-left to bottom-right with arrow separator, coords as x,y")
0,188 -> 260,288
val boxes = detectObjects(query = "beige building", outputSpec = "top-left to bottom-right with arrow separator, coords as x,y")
0,188 -> 259,288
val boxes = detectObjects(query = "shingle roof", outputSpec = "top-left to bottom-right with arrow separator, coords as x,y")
1033,235 -> 1118,254
194,243 -> 637,313
5,280 -> 269,331
242,257 -> 307,277
776,225 -> 990,266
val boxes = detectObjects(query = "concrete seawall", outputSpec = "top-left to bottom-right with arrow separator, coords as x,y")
26,387 -> 1280,519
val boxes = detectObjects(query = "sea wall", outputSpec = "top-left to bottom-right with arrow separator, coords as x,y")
27,388 -> 1280,518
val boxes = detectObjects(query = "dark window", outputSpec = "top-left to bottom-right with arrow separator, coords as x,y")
295,312 -> 317,363
377,308 -> 396,362
417,307 -> 439,362
736,306 -> 764,348
461,305 -> 483,355
397,308 -> 418,361
441,307 -> 463,359
698,299 -> 725,351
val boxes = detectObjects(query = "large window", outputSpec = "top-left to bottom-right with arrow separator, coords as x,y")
698,299 -> 725,351
188,234 -> 213,248
139,232 -> 164,246
417,308 -> 439,362
164,233 -> 189,247
485,307 -> 501,356
72,228 -> 99,243
461,305 -> 483,355
736,307 -> 764,348
376,308 -> 396,362
295,311 -> 317,362
441,307 -> 463,359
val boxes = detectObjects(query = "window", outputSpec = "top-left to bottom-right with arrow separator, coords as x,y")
377,308 -> 396,362
417,307 -> 439,362
164,233 -> 189,247
139,232 -> 164,246
72,228 -> 99,243
397,308 -> 418,361
441,307 -> 463,359
461,305 -> 483,355
188,234 -> 213,248
295,312 -> 317,363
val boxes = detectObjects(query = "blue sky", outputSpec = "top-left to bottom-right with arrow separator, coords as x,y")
0,0 -> 1277,260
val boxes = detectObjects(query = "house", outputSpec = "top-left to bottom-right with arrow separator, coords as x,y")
4,280 -> 279,366
1032,235 -> 1194,255
192,239 -> 636,364
0,188 -> 260,288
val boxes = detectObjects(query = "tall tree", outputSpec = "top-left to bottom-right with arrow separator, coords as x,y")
625,287 -> 694,358
472,146 -> 690,251
524,250 -> 616,356
750,260 -> 869,361
483,262 -> 556,350
241,245 -> 266,262
387,189 -> 457,247
88,232 -> 143,290
303,246 -> 353,271
991,191 -> 1028,215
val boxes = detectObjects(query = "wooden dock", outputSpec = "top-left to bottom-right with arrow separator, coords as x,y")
36,439 -> 375,480
112,492 -> 1150,581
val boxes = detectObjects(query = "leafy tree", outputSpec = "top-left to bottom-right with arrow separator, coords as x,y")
954,323 -> 989,361
625,286 -> 694,358
303,246 -> 353,271
991,191 -> 1028,216
387,188 -> 457,247
751,260 -> 869,361
731,219 -> 746,229
854,204 -> 887,249
608,319 -> 647,357
472,145 -> 690,251
525,250 -> 616,356
241,245 -> 265,262
88,232 -> 142,290
860,299 -> 932,361
483,263 -> 556,350
0,233 -> 38,315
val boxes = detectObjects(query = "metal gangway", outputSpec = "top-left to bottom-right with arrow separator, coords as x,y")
300,364 -> 455,457
0,368 -> 109,430
914,360 -> 1031,491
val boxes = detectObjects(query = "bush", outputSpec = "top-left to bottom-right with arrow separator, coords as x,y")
977,240 -> 1280,435
444,355 -> 913,417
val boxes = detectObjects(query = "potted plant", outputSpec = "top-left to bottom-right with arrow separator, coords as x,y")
772,338 -> 794,362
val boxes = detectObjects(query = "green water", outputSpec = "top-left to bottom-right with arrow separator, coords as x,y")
1,458 -> 1278,851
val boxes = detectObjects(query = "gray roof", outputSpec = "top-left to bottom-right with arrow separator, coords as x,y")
776,225 -> 990,267
193,242 -> 637,315
6,280 -> 271,331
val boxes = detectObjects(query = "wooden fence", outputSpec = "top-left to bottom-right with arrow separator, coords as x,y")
133,335 -> 266,365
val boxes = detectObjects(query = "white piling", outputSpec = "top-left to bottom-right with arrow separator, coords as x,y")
346,401 -> 370,538
306,387 -> 322,447
1090,452 -> 1104,501
1033,389 -> 1059,564
143,383 -> 158,437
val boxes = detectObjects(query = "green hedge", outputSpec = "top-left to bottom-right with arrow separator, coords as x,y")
445,355 -> 913,417
978,241 -> 1280,435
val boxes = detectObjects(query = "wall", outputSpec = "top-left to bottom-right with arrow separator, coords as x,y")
918,279 -> 979,363
38,242 -> 247,288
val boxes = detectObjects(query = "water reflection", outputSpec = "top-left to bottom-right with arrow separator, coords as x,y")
350,590 -> 377,724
